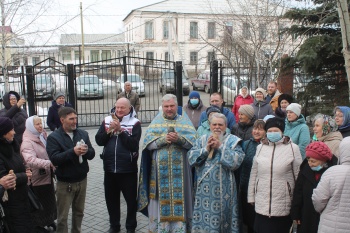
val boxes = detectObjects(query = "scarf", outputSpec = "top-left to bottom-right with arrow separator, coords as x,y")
25,116 -> 46,146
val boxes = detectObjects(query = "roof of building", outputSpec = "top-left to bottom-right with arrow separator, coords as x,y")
60,33 -> 125,44
124,0 -> 286,20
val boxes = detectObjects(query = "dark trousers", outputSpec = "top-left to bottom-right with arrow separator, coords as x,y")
104,172 -> 138,230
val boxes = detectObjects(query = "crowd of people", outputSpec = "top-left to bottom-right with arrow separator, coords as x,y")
0,79 -> 350,233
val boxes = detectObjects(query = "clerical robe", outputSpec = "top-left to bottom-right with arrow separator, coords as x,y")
188,133 -> 245,233
137,112 -> 196,233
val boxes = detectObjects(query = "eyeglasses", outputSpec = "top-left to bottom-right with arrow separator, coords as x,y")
335,114 -> 343,118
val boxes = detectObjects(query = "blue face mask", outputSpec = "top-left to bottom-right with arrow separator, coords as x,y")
266,132 -> 282,142
311,165 -> 323,171
190,99 -> 199,105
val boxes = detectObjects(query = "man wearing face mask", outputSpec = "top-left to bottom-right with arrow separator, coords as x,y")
248,117 -> 302,233
183,91 -> 207,129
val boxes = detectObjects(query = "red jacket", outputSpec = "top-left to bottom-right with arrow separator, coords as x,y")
231,94 -> 254,123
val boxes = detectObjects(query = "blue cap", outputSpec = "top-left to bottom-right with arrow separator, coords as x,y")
189,91 -> 200,99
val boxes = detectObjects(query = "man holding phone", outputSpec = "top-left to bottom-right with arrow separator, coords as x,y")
46,107 -> 95,233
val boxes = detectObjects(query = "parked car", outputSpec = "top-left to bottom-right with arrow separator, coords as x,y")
222,77 -> 237,106
158,70 -> 190,96
192,70 -> 218,93
76,75 -> 104,99
119,74 -> 145,97
34,74 -> 56,99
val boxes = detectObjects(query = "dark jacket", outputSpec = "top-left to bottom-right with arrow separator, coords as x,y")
183,99 -> 207,129
231,117 -> 255,141
47,101 -> 73,131
275,107 -> 286,118
338,126 -> 350,138
251,100 -> 274,120
95,107 -> 141,173
46,127 -> 95,183
0,138 -> 32,233
0,91 -> 28,144
290,156 -> 338,233
240,138 -> 260,193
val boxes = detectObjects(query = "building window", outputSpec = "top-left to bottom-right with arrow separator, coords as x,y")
190,22 -> 198,39
74,51 -> 80,63
62,51 -> 71,62
101,50 -> 111,60
32,57 -> 40,65
146,52 -> 154,65
190,52 -> 198,65
243,22 -> 251,39
259,23 -> 267,40
165,52 -> 169,61
225,22 -> 233,36
207,51 -> 215,64
163,21 -> 169,39
90,50 -> 99,62
49,57 -> 55,66
12,55 -> 20,66
208,22 -> 215,39
23,57 -> 28,66
145,21 -> 154,39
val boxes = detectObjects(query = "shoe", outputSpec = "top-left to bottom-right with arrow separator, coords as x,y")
126,230 -> 135,233
107,227 -> 120,233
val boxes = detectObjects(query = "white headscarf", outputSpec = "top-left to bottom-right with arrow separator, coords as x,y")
25,116 -> 46,146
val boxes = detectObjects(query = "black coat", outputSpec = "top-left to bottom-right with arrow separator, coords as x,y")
0,138 -> 32,233
231,117 -> 255,141
0,91 -> 28,144
339,127 -> 350,138
290,156 -> 338,233
47,101 -> 73,131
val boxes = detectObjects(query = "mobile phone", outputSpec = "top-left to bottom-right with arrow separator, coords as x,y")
39,169 -> 47,175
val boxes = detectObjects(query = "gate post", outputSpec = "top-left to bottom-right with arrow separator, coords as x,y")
211,60 -> 219,94
67,64 -> 76,110
123,56 -> 127,82
175,61 -> 183,107
25,66 -> 36,116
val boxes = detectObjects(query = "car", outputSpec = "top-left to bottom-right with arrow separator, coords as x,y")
34,74 -> 56,99
119,74 -> 145,97
158,70 -> 190,96
222,77 -> 237,106
76,75 -> 104,99
192,70 -> 218,93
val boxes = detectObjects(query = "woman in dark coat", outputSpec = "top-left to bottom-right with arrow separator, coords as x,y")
47,92 -> 72,131
290,141 -> 337,233
0,117 -> 33,233
231,104 -> 256,141
334,106 -> 350,138
0,91 -> 28,144
274,94 -> 293,118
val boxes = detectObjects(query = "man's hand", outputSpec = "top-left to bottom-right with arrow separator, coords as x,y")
17,98 -> 26,108
0,174 -> 16,190
206,135 -> 221,151
74,144 -> 88,156
109,119 -> 121,133
26,168 -> 32,181
166,132 -> 179,144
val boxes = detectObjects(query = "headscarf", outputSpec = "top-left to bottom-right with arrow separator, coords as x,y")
313,114 -> 338,137
25,116 -> 46,146
334,106 -> 350,130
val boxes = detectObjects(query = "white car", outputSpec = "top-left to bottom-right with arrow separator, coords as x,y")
222,77 -> 237,106
119,74 -> 145,97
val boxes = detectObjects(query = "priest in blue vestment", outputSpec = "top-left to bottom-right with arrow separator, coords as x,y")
188,113 -> 245,233
137,94 -> 197,233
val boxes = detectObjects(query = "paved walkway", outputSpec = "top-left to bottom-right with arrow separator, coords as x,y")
66,127 -> 149,233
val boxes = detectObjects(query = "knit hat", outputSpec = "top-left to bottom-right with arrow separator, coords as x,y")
255,88 -> 267,97
278,94 -> 293,106
54,92 -> 65,100
286,103 -> 302,117
0,117 -> 14,136
263,115 -> 275,122
306,141 -> 333,161
265,117 -> 285,132
189,91 -> 200,99
206,105 -> 221,118
238,105 -> 255,120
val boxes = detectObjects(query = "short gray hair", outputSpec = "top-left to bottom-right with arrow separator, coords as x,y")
125,81 -> 132,86
162,94 -> 178,104
209,113 -> 227,125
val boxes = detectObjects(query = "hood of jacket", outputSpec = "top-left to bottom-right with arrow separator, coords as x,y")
318,131 -> 343,143
51,100 -> 70,110
339,137 -> 350,165
2,91 -> 20,109
286,114 -> 306,127
22,128 -> 47,144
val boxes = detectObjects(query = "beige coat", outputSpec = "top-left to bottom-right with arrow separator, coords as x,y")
117,91 -> 140,113
248,137 -> 302,217
317,131 -> 343,157
21,129 -> 52,186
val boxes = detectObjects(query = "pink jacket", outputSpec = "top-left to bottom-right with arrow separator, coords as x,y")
21,129 -> 52,186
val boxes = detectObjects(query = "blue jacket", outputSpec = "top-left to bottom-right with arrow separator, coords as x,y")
199,106 -> 236,130
284,114 -> 310,159
240,139 -> 260,193
47,100 -> 73,131
46,127 -> 95,182
95,108 -> 141,173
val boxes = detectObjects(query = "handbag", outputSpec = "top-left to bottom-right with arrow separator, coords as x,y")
28,185 -> 44,212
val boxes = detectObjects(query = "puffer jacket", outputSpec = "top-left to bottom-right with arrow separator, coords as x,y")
284,114 -> 310,159
247,137 -> 302,217
183,100 -> 207,129
0,91 -> 28,144
250,100 -> 274,120
231,117 -> 255,141
232,94 -> 254,123
316,131 -> 343,157
95,107 -> 141,173
21,129 -> 52,186
312,137 -> 350,233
